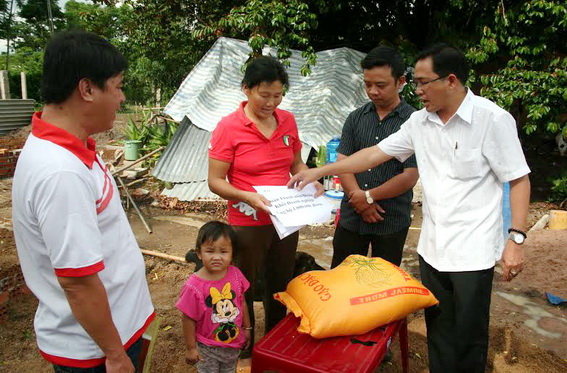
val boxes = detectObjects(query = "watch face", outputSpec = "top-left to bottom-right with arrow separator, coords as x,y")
510,232 -> 524,244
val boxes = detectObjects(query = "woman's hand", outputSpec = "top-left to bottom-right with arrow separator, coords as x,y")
185,347 -> 201,365
244,192 -> 271,213
313,181 -> 325,198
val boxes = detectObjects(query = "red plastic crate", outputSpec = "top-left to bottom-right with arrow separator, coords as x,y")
252,314 -> 408,373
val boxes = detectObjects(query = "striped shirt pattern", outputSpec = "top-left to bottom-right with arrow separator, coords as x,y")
337,100 -> 417,235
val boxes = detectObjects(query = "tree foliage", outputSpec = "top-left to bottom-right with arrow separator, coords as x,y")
193,0 -> 320,75
0,0 -> 10,39
1,0 -> 565,139
13,0 -> 65,50
467,0 -> 567,135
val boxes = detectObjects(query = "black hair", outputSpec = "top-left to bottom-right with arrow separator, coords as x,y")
241,56 -> 289,90
416,43 -> 470,83
195,221 -> 238,255
41,30 -> 127,104
360,45 -> 406,80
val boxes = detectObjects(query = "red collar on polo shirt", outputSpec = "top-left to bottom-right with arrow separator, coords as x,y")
31,111 -> 97,169
236,101 -> 282,127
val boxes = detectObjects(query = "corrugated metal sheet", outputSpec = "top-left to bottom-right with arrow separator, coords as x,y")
152,117 -> 211,182
0,99 -> 35,135
158,37 -> 370,201
164,37 -> 368,149
161,181 -> 219,201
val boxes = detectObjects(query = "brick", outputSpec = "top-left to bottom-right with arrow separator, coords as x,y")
0,291 -> 8,306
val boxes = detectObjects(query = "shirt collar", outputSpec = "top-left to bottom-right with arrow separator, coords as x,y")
362,100 -> 405,118
453,88 -> 474,125
424,88 -> 474,125
31,111 -> 97,168
237,101 -> 281,126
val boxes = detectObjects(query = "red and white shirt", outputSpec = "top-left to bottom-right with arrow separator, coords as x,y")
209,102 -> 302,226
12,112 -> 155,367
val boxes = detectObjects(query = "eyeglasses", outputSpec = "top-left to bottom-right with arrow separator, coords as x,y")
410,76 -> 447,89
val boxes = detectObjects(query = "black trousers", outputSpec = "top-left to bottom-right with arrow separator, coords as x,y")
419,256 -> 494,373
331,224 -> 409,268
234,225 -> 298,348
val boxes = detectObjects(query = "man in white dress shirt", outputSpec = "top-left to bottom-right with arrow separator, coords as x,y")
288,43 -> 530,373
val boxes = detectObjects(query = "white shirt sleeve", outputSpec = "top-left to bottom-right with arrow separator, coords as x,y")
482,111 -> 531,182
32,171 -> 104,272
377,116 -> 416,162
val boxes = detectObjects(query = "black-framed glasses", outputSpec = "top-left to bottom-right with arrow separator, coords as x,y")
410,76 -> 447,89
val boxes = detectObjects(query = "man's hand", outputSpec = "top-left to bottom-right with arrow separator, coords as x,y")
361,204 -> 385,223
500,241 -> 524,282
287,168 -> 322,190
185,347 -> 201,365
348,190 -> 384,214
105,351 -> 134,373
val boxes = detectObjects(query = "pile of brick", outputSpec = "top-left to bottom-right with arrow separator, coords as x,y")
0,149 -> 20,179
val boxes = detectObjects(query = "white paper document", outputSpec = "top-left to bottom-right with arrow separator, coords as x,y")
253,184 -> 333,239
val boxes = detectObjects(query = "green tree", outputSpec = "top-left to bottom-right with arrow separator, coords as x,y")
6,47 -> 43,99
0,0 -> 11,39
467,0 -> 567,135
64,0 -> 128,41
194,0 -> 322,75
13,0 -> 65,50
114,0 -> 238,105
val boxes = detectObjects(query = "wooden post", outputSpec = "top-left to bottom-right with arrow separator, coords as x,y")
20,72 -> 27,99
0,70 -> 10,99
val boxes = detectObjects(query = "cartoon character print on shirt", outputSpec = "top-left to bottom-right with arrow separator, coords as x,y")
206,282 -> 241,343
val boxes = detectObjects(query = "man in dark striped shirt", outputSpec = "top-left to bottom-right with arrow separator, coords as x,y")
331,46 -> 418,268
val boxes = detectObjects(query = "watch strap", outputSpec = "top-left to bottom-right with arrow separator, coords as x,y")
507,228 -> 527,239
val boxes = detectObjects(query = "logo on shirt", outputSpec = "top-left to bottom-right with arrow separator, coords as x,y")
208,142 -> 212,150
206,282 -> 241,344
283,135 -> 290,147
232,202 -> 258,221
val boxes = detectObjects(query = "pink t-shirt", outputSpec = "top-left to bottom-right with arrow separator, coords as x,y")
176,266 -> 250,349
209,102 -> 303,226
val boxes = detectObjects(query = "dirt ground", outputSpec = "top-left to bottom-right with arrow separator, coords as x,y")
0,125 -> 566,373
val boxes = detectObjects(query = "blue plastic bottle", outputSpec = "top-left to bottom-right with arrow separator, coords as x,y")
326,137 -> 341,164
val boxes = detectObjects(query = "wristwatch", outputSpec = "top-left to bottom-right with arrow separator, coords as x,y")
508,228 -> 527,245
365,190 -> 373,204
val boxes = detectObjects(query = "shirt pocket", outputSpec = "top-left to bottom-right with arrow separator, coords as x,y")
450,148 -> 482,180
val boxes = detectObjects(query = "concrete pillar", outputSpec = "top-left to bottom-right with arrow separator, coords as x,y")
0,70 -> 10,99
20,72 -> 27,99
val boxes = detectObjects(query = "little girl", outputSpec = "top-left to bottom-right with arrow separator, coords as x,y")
176,221 -> 251,372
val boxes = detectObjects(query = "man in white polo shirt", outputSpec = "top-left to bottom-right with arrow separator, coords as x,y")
288,44 -> 530,373
12,31 -> 155,373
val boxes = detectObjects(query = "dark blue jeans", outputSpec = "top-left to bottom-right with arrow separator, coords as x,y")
52,337 -> 143,373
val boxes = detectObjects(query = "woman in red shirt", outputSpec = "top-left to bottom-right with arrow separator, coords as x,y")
208,56 -> 322,354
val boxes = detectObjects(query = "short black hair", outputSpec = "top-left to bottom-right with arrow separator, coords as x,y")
195,221 -> 238,255
416,43 -> 470,83
41,30 -> 127,104
361,45 -> 406,80
241,56 -> 289,90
